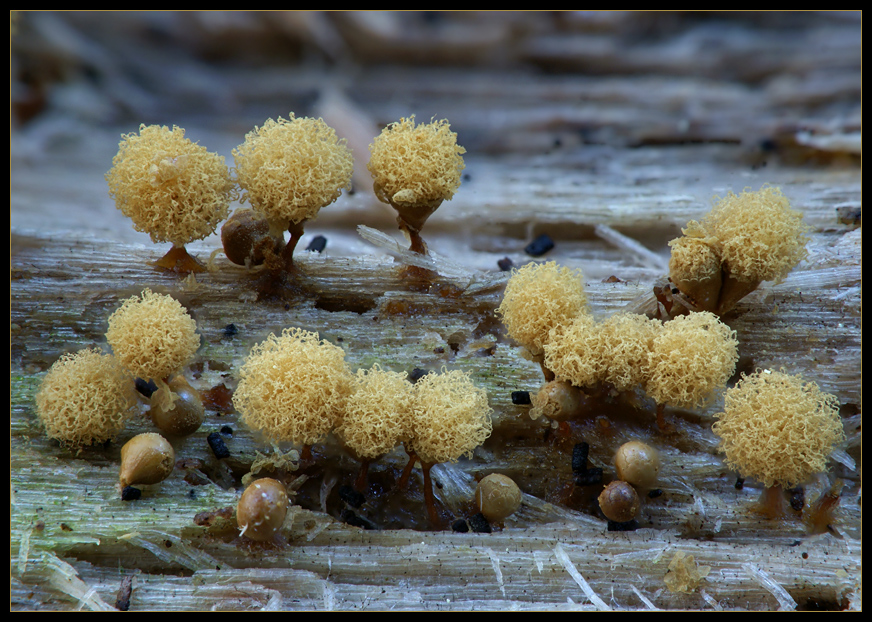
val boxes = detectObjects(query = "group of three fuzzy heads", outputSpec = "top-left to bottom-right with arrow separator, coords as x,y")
105,114 -> 466,274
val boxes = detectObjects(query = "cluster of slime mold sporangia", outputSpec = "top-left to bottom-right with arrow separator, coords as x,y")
232,327 -> 492,527
495,182 -> 846,530
105,113 -> 474,299
30,110 -> 841,542
665,185 -> 811,316
498,261 -> 738,430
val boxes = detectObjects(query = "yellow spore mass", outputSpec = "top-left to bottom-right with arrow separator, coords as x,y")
35,348 -> 137,449
106,124 -> 234,246
712,369 -> 844,488
106,289 -> 200,382
497,261 -> 589,358
232,328 -> 353,447
368,115 -> 466,211
233,114 -> 353,229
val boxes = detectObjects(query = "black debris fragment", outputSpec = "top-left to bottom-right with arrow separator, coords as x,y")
511,390 -> 531,405
134,377 -> 158,398
207,432 -> 230,459
607,519 -> 639,532
408,368 -> 427,383
468,513 -> 492,533
525,234 -> 554,257
121,486 -> 141,501
497,257 -> 514,271
572,442 -> 603,486
571,443 -> 590,474
306,235 -> 327,253
790,487 -> 805,512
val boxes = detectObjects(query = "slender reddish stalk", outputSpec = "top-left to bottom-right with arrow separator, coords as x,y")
405,225 -> 427,255
655,403 -> 669,432
758,484 -> 787,519
421,461 -> 441,526
281,220 -> 307,272
354,458 -> 371,492
397,450 -> 417,490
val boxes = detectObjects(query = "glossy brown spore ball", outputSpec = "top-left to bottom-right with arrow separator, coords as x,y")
598,480 -> 640,523
475,473 -> 522,523
237,478 -> 289,542
529,380 -> 587,422
221,208 -> 284,267
148,376 -> 205,437
119,433 -> 175,488
614,441 -> 661,490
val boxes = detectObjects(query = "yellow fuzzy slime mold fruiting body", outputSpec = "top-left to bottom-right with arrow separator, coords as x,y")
232,327 -> 353,451
667,227 -> 722,313
334,364 -> 416,490
644,311 -> 738,412
402,368 -> 493,526
35,348 -> 138,449
497,261 -> 589,374
543,312 -> 659,395
587,313 -> 661,393
409,369 -> 493,467
106,124 -> 234,273
233,114 -> 353,274
368,115 -> 466,255
712,369 -> 844,490
106,289 -> 200,384
335,364 -> 415,461
667,185 -> 811,315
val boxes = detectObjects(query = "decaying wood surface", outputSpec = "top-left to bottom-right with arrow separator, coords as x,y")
11,11 -> 860,611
